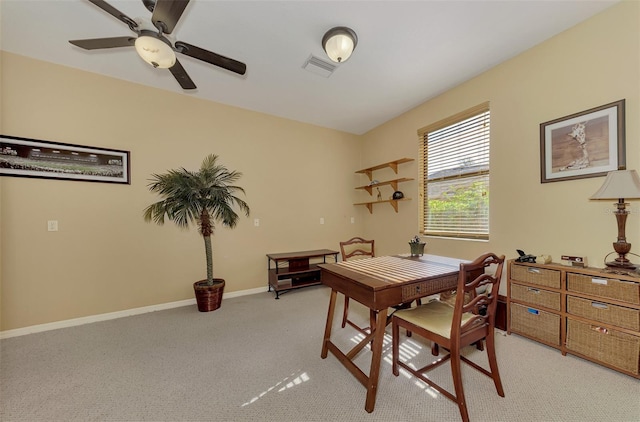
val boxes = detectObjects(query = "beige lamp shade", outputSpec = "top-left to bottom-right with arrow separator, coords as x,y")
590,169 -> 640,200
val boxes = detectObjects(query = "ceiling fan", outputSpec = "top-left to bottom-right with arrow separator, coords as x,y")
69,0 -> 247,90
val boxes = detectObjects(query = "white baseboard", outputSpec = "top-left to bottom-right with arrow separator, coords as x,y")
0,286 -> 268,340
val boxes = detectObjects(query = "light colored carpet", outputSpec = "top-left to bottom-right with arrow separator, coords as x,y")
1,285 -> 639,422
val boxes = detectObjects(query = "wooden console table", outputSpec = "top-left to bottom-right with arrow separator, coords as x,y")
267,249 -> 339,299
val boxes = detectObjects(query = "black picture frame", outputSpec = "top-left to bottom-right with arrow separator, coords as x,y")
540,99 -> 625,183
0,135 -> 130,184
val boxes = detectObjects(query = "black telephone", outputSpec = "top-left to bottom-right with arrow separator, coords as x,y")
515,249 -> 536,263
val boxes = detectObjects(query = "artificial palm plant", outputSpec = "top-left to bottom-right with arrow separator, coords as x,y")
143,154 -> 250,311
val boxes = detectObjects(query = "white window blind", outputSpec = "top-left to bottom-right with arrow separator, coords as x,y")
418,103 -> 490,240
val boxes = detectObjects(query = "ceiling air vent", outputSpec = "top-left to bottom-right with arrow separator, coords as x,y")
302,55 -> 337,78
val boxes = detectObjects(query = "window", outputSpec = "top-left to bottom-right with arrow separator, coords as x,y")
418,103 -> 490,240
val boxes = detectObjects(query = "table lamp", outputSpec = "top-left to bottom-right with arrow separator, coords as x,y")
590,169 -> 640,270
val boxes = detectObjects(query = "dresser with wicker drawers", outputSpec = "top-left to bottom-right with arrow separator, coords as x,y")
507,260 -> 640,379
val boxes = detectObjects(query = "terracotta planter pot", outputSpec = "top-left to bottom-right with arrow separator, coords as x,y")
193,278 -> 225,312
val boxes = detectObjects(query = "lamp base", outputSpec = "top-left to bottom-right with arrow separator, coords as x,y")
606,240 -> 637,270
602,250 -> 640,276
605,260 -> 638,271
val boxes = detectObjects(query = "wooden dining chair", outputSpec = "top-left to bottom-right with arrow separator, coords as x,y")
339,237 -> 375,334
391,252 -> 506,422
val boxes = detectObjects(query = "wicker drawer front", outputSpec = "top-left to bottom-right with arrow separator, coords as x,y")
401,274 -> 458,302
567,273 -> 640,305
566,318 -> 640,375
511,265 -> 561,289
511,283 -> 561,311
567,296 -> 640,331
510,303 -> 560,346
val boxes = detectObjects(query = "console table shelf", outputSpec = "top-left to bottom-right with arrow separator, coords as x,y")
267,249 -> 338,299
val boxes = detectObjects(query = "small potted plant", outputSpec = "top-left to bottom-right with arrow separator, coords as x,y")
143,154 -> 250,312
409,235 -> 426,256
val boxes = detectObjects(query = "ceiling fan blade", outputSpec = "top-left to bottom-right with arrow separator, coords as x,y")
152,0 -> 190,34
169,59 -> 197,90
69,36 -> 136,50
175,41 -> 246,75
86,0 -> 138,29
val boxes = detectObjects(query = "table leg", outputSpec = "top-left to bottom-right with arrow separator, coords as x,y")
321,289 -> 338,359
364,307 -> 388,413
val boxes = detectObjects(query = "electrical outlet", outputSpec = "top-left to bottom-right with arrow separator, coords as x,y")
350,217 -> 355,224
320,217 -> 325,225
47,220 -> 58,232
254,218 -> 260,227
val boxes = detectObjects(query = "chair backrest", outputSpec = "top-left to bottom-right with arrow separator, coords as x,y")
339,237 -> 375,261
451,253 -> 505,343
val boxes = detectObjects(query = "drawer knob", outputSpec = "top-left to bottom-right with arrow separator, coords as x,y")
527,268 -> 541,274
591,302 -> 608,310
592,325 -> 609,334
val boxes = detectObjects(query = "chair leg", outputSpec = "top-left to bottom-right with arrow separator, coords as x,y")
450,345 -> 470,422
392,319 -> 400,376
431,342 -> 440,356
406,298 -> 421,337
341,296 -> 350,328
369,309 -> 376,331
486,329 -> 505,397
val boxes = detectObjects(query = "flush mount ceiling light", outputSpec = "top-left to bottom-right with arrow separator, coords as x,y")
134,34 -> 176,69
322,26 -> 358,63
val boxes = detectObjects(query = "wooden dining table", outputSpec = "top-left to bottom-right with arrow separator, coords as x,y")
319,254 -> 466,413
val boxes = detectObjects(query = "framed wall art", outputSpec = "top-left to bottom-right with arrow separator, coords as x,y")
0,135 -> 130,184
540,99 -> 625,183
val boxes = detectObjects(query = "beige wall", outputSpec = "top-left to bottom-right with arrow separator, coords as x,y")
2,1 -> 638,331
361,2 -> 640,273
0,54 -> 364,330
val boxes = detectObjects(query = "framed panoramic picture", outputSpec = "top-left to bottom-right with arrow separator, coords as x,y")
0,135 -> 130,184
540,99 -> 625,183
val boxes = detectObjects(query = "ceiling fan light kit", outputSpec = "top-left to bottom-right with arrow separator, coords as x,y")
69,0 -> 247,90
135,35 -> 176,68
322,26 -> 357,63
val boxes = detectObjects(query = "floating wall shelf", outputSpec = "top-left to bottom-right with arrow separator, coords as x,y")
354,198 -> 412,214
355,177 -> 414,195
355,158 -> 414,181
354,158 -> 414,214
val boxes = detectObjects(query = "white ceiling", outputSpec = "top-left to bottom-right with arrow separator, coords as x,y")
1,0 -> 618,135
